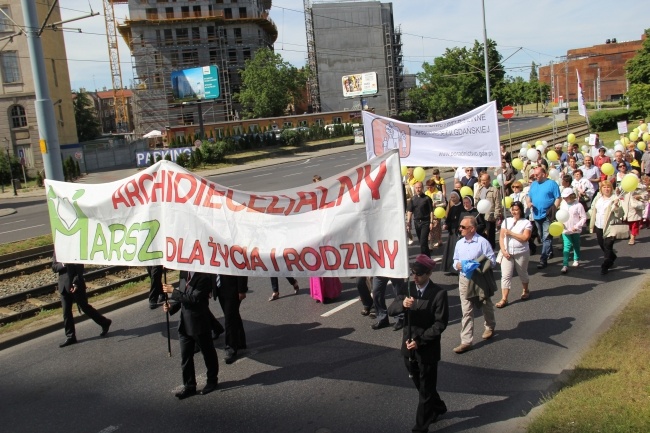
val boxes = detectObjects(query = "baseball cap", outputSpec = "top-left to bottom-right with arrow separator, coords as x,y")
561,188 -> 575,198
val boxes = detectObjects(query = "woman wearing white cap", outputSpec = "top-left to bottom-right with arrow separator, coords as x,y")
559,188 -> 587,274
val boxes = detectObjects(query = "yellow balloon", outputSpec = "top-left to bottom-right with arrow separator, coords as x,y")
630,132 -> 639,142
548,221 -> 564,237
460,186 -> 473,197
643,132 -> 650,142
535,140 -> 542,147
640,123 -> 648,132
401,165 -> 408,176
567,133 -> 576,143
434,207 -> 446,219
547,150 -> 558,162
511,157 -> 524,171
413,167 -> 426,182
621,174 -> 639,192
502,196 -> 513,209
601,162 -> 615,176
622,137 -> 630,145
639,142 -> 647,151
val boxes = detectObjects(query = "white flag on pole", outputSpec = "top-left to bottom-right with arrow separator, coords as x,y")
577,69 -> 587,118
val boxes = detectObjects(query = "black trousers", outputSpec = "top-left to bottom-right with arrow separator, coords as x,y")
217,286 -> 246,351
356,277 -> 373,309
484,220 -> 496,249
270,277 -> 297,293
404,358 -> 447,433
595,227 -> 617,269
60,288 -> 109,338
179,329 -> 218,388
146,265 -> 163,304
414,220 -> 431,257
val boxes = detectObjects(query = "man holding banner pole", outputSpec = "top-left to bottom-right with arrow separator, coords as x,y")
406,182 -> 434,257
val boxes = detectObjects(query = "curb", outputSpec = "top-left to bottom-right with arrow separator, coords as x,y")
0,208 -> 16,217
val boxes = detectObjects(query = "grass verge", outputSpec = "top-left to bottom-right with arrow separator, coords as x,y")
0,234 -> 53,256
527,280 -> 650,433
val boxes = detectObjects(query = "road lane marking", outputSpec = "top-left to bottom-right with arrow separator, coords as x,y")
304,164 -> 319,168
0,224 -> 46,235
321,298 -> 359,317
334,163 -> 349,168
283,172 -> 303,177
97,426 -> 119,433
253,173 -> 272,178
0,219 -> 25,226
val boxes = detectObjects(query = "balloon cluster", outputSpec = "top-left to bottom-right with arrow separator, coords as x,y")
401,166 -> 427,182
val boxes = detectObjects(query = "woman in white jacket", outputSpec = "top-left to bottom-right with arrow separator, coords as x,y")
559,188 -> 586,274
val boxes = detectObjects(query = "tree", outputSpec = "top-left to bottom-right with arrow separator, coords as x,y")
73,90 -> 101,142
408,39 -> 505,120
626,28 -> 650,114
236,48 -> 307,119
627,83 -> 650,116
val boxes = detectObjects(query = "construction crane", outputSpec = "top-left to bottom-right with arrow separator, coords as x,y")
102,0 -> 128,132
303,0 -> 320,112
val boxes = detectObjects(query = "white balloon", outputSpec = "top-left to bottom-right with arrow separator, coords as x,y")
542,141 -> 548,147
526,148 -> 539,161
521,142 -> 529,149
548,168 -> 560,180
477,199 -> 492,214
581,145 -> 589,153
519,148 -> 527,158
606,148 -> 615,158
614,140 -> 621,146
496,174 -> 505,186
555,209 -> 570,224
585,137 -> 590,142
614,144 -> 624,152
536,144 -> 544,151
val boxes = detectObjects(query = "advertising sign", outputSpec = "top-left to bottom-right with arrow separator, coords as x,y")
617,121 -> 628,134
171,65 -> 220,103
342,72 -> 378,97
135,147 -> 193,167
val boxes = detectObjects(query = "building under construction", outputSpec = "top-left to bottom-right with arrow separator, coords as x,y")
117,0 -> 277,140
304,0 -> 405,117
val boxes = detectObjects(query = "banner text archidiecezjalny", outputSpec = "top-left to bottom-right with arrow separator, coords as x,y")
363,101 -> 501,167
45,150 -> 408,278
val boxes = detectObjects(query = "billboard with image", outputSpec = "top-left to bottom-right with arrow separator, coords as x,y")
342,72 -> 378,97
171,65 -> 220,103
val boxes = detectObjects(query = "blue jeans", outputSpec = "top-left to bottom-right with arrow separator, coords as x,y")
372,276 -> 405,323
534,218 -> 552,262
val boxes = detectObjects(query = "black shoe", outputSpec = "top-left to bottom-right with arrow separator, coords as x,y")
194,343 -> 201,354
224,348 -> 238,364
601,267 -> 609,275
174,387 -> 196,400
158,295 -> 166,303
149,303 -> 158,310
536,261 -> 547,269
200,382 -> 218,395
393,319 -> 404,331
100,319 -> 112,337
548,251 -> 554,259
530,244 -> 537,255
360,307 -> 372,316
368,309 -> 377,319
59,337 -> 77,348
371,320 -> 389,330
211,329 -> 223,340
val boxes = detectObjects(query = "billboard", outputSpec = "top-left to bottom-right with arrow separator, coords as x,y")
171,65 -> 220,103
342,72 -> 378,97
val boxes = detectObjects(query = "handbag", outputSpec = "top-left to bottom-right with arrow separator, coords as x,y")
496,250 -> 504,264
608,223 -> 629,240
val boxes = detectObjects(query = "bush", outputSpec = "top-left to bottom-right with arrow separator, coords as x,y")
176,152 -> 190,168
280,129 -> 305,146
199,141 -> 226,164
36,170 -> 44,187
589,108 -> 645,133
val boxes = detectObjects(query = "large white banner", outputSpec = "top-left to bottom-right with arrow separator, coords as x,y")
45,150 -> 408,278
363,101 -> 501,167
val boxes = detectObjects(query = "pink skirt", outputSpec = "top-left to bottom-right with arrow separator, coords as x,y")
309,277 -> 342,303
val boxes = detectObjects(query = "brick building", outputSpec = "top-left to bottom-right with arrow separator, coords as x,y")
89,89 -> 135,134
539,33 -> 646,105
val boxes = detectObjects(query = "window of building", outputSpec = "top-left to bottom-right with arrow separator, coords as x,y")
234,28 -> 242,44
156,29 -> 162,44
333,117 -> 342,124
216,0 -> 223,4
163,29 -> 173,45
51,59 -> 58,87
233,126 -> 243,135
228,49 -> 237,65
145,8 -> 157,19
239,7 -> 247,18
165,7 -> 174,18
209,50 -> 218,64
170,50 -> 179,67
248,124 -> 258,133
207,26 -> 216,42
214,128 -> 224,138
181,6 -> 189,18
224,8 -> 232,19
191,27 -> 200,42
208,5 -> 213,16
243,49 -> 251,61
10,105 -> 27,128
176,28 -> 188,44
192,6 -> 201,17
283,122 -> 293,128
139,32 -> 145,47
153,73 -> 163,89
182,49 -> 199,66
231,0 -> 237,3
0,52 -> 21,83
58,105 -> 64,127
0,6 -> 13,32
220,27 -> 228,44
299,120 -> 308,127
314,118 -> 324,126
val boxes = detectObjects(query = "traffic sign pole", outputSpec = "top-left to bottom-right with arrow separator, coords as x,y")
502,105 -> 515,160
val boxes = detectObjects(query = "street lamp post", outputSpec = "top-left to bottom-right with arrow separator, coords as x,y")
5,145 -> 17,196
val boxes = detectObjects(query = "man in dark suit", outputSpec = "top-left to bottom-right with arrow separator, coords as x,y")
52,254 -> 112,348
214,274 -> 248,364
163,271 -> 219,399
388,254 -> 449,433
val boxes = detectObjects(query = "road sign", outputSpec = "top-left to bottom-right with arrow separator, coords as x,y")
502,105 -> 514,119
74,151 -> 83,160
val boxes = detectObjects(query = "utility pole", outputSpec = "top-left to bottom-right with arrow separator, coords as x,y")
22,0 -> 64,181
481,0 -> 490,103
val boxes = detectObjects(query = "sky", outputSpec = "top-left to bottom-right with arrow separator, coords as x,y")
57,0 -> 644,93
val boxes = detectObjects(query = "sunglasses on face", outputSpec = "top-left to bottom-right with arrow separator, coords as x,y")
459,225 -> 468,230
619,165 -> 626,168
512,186 -> 521,189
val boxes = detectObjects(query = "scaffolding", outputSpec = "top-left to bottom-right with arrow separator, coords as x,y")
383,23 -> 403,116
117,1 -> 278,136
304,0 -> 321,112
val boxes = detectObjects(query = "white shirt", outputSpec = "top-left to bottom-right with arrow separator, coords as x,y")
502,217 -> 532,254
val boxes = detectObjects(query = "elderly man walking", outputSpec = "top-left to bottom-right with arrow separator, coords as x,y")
527,166 -> 561,269
451,216 -> 496,354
